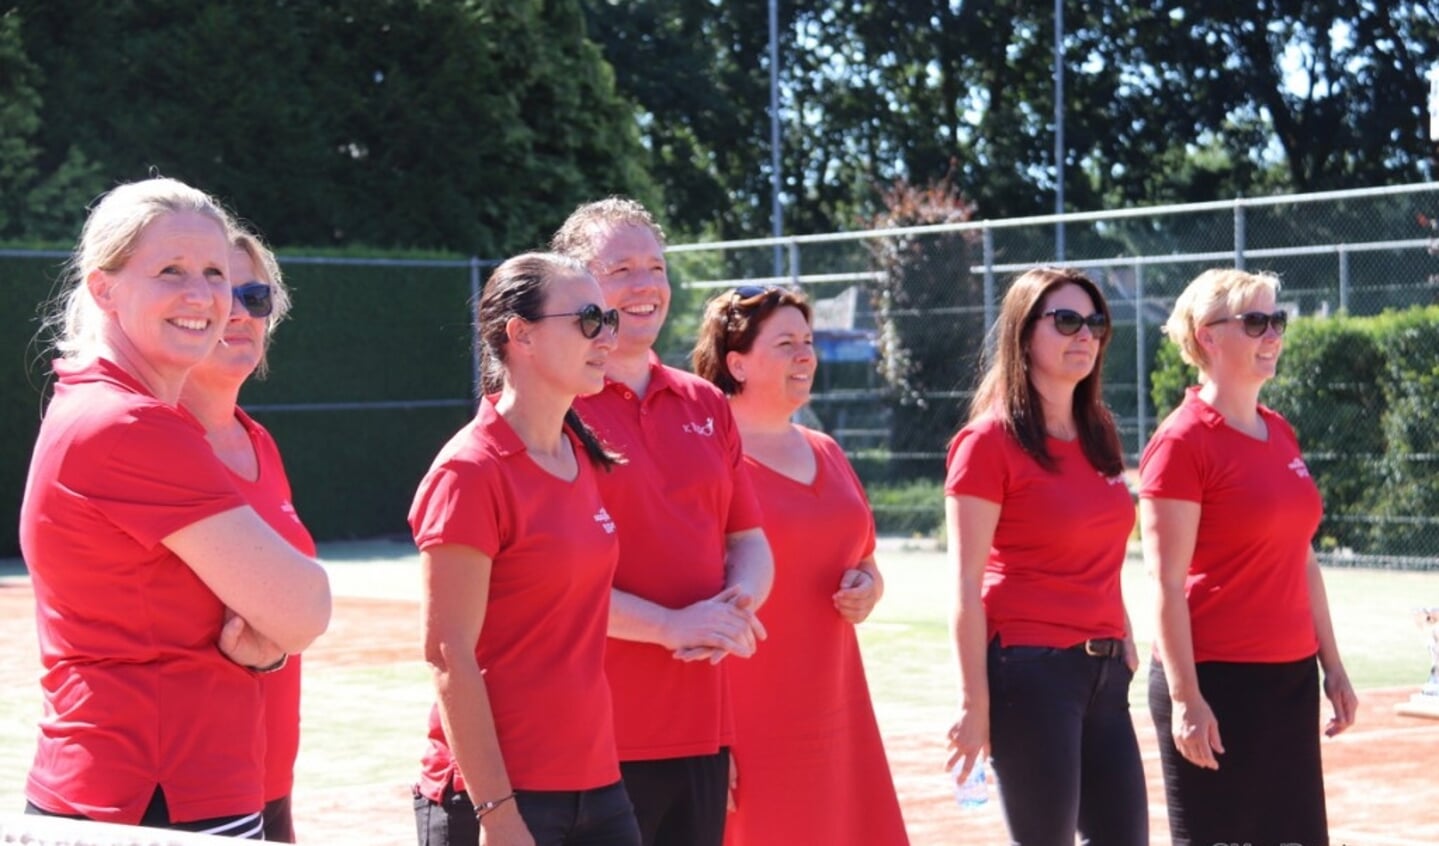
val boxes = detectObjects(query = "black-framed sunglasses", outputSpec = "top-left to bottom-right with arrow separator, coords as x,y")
1207,309 -> 1287,338
733,284 -> 777,300
1042,308 -> 1109,338
533,303 -> 620,339
232,282 -> 274,318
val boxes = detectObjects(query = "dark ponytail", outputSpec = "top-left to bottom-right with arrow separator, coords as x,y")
564,407 -> 624,471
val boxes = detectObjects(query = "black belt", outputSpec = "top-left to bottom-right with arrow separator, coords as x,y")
1076,638 -> 1124,658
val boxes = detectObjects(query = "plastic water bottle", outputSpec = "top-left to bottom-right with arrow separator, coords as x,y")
950,757 -> 988,808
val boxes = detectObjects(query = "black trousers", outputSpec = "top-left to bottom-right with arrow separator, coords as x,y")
26,786 -> 263,839
1149,656 -> 1328,846
618,749 -> 729,846
987,639 -> 1148,846
414,779 -> 640,846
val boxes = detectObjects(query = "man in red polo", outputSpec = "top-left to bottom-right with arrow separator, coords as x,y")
555,199 -> 773,846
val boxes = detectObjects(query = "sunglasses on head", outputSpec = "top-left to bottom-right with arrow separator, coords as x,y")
232,282 -> 273,318
733,285 -> 777,300
1207,309 -> 1287,338
534,302 -> 621,339
1042,308 -> 1109,338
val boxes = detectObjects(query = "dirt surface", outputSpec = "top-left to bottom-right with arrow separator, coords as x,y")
1,580 -> 1437,845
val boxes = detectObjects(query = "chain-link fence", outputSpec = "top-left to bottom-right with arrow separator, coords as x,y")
662,182 -> 1439,567
6,183 -> 1439,563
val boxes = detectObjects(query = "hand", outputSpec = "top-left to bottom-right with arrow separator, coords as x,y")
218,607 -> 286,670
833,568 -> 880,624
665,586 -> 765,661
1171,695 -> 1224,770
1322,666 -> 1359,737
478,800 -> 535,846
944,708 -> 989,782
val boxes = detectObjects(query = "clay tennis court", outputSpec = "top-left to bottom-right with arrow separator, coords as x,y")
1,553 -> 1437,846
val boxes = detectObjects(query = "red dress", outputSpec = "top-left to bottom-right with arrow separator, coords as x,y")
723,428 -> 909,846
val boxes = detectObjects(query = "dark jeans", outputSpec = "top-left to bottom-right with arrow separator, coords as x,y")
618,750 -> 729,846
262,793 -> 295,843
1149,657 -> 1327,846
414,780 -> 640,846
26,787 -> 263,839
987,639 -> 1148,846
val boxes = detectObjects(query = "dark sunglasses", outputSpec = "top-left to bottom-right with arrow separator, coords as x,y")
232,282 -> 274,318
534,303 -> 620,339
1042,308 -> 1109,338
1207,309 -> 1287,338
733,285 -> 776,300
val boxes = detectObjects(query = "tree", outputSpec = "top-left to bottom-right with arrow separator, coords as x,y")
13,0 -> 655,255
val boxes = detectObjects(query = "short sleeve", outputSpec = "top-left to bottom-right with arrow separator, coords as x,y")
718,399 -> 765,535
78,408 -> 245,549
409,461 -> 507,557
944,423 -> 1008,504
1138,433 -> 1203,502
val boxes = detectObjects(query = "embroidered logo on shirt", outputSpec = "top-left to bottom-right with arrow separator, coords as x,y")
593,507 -> 616,534
1101,473 -> 1126,486
1288,457 -> 1311,479
682,417 -> 715,437
280,501 -> 303,524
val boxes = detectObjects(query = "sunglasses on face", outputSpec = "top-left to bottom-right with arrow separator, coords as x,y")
1042,308 -> 1109,338
232,282 -> 274,318
1207,309 -> 1288,338
534,302 -> 621,339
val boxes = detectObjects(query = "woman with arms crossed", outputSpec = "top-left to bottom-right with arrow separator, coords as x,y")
410,253 -> 640,846
180,229 -> 311,842
691,286 -> 908,846
944,267 -> 1146,846
20,178 -> 331,838
1141,268 -> 1357,846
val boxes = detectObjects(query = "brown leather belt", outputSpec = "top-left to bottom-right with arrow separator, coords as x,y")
1080,638 -> 1124,658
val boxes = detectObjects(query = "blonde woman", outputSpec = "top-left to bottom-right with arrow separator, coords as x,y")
20,178 -> 329,838
1140,268 -> 1357,846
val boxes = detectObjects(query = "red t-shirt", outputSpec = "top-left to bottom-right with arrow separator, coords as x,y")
573,355 -> 764,761
228,409 -> 316,802
1139,387 -> 1322,663
19,358 -> 260,825
944,415 -> 1134,647
725,428 -> 909,846
409,396 -> 621,793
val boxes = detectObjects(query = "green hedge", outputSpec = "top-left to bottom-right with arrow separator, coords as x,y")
1150,307 -> 1439,563
1,252 -> 480,557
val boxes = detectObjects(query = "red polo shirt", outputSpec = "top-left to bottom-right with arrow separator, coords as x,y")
20,357 -> 260,825
410,396 -> 621,792
1139,388 -> 1322,663
573,355 -> 763,761
945,415 -> 1134,648
229,409 -> 316,802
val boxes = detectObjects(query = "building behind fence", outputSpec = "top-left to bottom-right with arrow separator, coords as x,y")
3,183 -> 1438,565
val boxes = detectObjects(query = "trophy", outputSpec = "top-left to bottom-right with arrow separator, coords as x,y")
1396,607 -> 1439,719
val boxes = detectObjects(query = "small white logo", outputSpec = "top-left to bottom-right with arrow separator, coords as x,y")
1101,473 -> 1126,486
1288,457 -> 1310,479
280,501 -> 302,523
593,507 -> 616,534
682,417 -> 715,437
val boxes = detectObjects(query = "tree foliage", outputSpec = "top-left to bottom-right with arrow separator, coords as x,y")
9,0 -> 654,255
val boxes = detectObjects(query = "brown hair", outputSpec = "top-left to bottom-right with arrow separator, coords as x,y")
550,196 -> 667,265
692,287 -> 813,395
965,267 -> 1123,476
477,252 -> 622,470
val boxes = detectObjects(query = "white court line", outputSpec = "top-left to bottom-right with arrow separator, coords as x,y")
1328,828 -> 1438,846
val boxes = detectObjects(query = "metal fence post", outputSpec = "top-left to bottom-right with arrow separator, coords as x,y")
1234,200 -> 1247,270
469,256 -> 483,400
788,239 -> 801,285
983,225 -> 996,331
1338,244 -> 1350,313
1134,262 -> 1147,458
